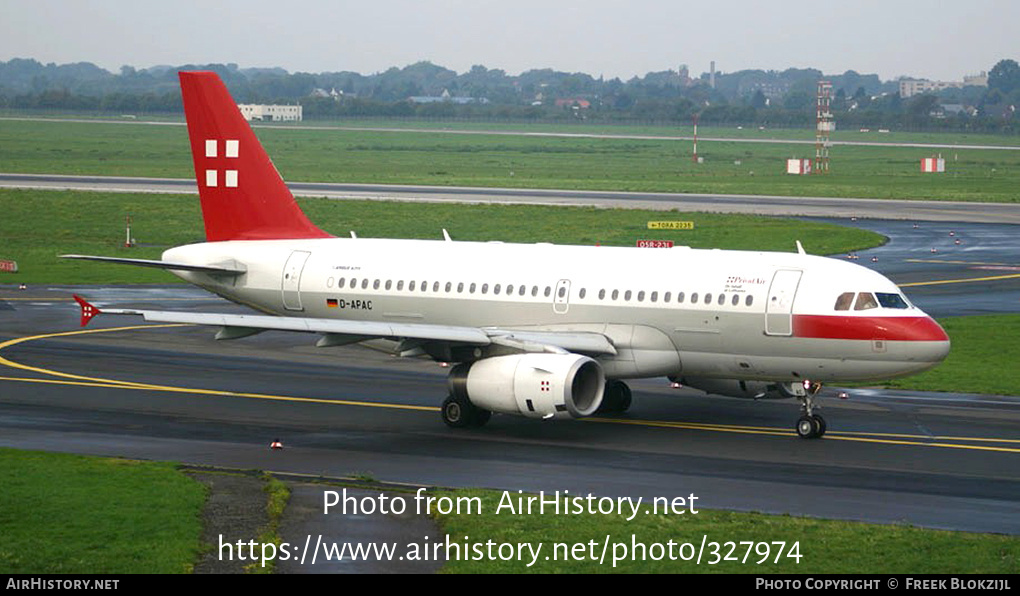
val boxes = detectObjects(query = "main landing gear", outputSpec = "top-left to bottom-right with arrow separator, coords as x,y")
795,381 -> 826,439
597,380 -> 632,414
441,392 -> 491,428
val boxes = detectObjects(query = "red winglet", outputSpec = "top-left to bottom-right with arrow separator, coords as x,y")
72,294 -> 101,327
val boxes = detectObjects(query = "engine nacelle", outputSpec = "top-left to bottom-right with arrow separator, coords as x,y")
449,354 -> 605,419
679,376 -> 796,400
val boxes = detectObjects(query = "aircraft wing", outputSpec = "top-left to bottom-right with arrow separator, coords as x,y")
72,295 -> 617,356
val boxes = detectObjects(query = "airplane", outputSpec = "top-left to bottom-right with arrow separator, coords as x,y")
65,71 -> 951,439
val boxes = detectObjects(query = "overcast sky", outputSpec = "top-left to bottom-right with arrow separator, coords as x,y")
1,0 -> 1015,82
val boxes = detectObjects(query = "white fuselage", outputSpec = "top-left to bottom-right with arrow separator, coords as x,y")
165,237 -> 950,383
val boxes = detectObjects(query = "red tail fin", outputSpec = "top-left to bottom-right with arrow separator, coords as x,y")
178,71 -> 332,242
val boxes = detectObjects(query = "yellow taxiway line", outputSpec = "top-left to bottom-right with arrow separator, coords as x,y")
899,273 -> 1020,287
1,325 -> 1018,453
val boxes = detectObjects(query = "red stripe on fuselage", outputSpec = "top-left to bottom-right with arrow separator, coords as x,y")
793,315 -> 949,341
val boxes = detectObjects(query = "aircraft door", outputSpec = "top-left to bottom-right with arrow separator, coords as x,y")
553,279 -> 571,314
282,250 -> 311,311
765,269 -> 802,336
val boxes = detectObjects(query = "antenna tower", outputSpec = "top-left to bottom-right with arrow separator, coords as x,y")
815,80 -> 833,174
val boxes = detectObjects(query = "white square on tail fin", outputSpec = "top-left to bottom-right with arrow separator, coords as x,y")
226,139 -> 239,158
205,139 -> 217,158
205,170 -> 218,187
225,170 -> 238,188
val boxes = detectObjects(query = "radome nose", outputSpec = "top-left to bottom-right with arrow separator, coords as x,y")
909,318 -> 951,367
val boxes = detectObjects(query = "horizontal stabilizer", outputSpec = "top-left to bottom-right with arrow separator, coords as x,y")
61,255 -> 246,275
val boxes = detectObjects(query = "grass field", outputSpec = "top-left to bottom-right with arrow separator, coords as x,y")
0,448 -> 204,573
0,448 -> 1015,574
0,188 -> 884,285
6,112 -> 1020,147
2,118 -> 1019,202
434,489 -> 1018,573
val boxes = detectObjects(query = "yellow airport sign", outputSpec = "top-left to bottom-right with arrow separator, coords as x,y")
647,221 -> 695,230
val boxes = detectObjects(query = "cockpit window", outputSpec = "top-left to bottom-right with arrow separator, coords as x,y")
854,292 -> 878,311
834,292 -> 855,311
876,292 -> 910,309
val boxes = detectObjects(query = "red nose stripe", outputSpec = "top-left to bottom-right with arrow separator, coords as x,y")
793,315 -> 949,341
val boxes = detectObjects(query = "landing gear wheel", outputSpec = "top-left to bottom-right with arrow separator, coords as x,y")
811,414 -> 827,437
441,394 -> 470,428
597,380 -> 632,414
472,408 -> 492,428
796,416 -> 818,439
441,394 -> 490,428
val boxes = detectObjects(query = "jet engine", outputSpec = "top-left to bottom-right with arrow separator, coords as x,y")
448,354 -> 605,419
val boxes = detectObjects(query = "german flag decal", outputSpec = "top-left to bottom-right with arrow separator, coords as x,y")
326,298 -> 338,308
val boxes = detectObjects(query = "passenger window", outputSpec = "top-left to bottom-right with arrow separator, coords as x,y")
519,285 -> 526,296
664,292 -> 671,303
338,278 -> 346,289
854,292 -> 879,311
558,287 -> 567,298
409,281 -> 416,291
361,279 -> 369,290
579,288 -> 587,299
704,293 -> 712,304
507,284 -> 514,295
482,283 -> 489,294
745,295 -> 753,307
457,282 -> 464,293
677,292 -> 685,303
624,290 -> 632,301
637,291 -> 645,302
397,280 -> 403,291
599,289 -> 606,300
469,283 -> 476,294
731,294 -> 739,306
717,294 -> 725,305
612,290 -> 619,300
691,293 -> 699,304
544,287 -> 552,297
834,292 -> 855,311
385,280 -> 392,290
532,286 -> 538,297
445,282 -> 452,293
373,280 -> 380,290
433,281 -> 440,292
651,291 -> 658,303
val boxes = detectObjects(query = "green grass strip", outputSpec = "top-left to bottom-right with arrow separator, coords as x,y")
2,118 -> 1018,202
433,489 -> 1019,574
0,188 -> 883,285
0,448 -> 204,573
247,473 -> 290,574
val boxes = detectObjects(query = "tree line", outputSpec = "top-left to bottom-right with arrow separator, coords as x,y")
1,57 -> 1016,134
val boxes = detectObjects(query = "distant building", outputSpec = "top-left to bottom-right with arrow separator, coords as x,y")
899,72 -> 988,98
408,89 -> 489,105
310,88 -> 344,100
555,98 -> 591,109
238,104 -> 302,122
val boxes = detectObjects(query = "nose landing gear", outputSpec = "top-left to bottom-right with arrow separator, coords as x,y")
795,381 -> 826,439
